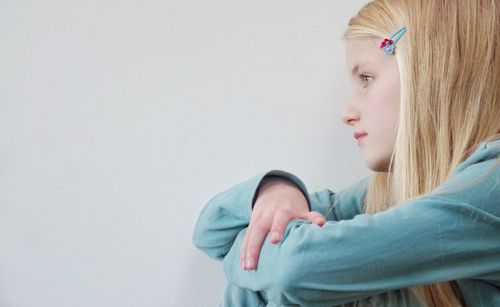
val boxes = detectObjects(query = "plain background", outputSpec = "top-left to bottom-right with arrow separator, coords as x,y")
0,0 -> 370,306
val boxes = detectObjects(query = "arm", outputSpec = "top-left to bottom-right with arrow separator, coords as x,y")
192,170 -> 369,261
312,175 -> 370,221
222,160 -> 500,306
192,170 -> 310,261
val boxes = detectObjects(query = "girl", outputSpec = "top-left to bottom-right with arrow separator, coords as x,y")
193,0 -> 500,306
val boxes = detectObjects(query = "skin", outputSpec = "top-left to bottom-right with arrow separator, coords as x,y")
241,37 -> 401,270
342,37 -> 400,172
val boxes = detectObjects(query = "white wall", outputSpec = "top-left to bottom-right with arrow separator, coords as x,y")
0,1 -> 370,306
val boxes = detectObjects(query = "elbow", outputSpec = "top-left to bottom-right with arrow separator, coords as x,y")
192,209 -> 240,261
192,208 -> 207,249
192,219 -> 224,261
191,223 -> 204,251
192,229 -> 227,261
192,209 -> 221,260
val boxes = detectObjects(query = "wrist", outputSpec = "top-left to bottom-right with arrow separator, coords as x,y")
251,172 -> 312,211
255,177 -> 308,207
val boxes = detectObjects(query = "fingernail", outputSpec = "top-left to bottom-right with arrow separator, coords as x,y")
245,257 -> 255,270
271,231 -> 281,242
241,258 -> 245,270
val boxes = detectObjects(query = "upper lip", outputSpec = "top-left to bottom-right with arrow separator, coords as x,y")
354,132 -> 367,139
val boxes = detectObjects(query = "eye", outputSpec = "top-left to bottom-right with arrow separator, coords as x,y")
359,74 -> 373,88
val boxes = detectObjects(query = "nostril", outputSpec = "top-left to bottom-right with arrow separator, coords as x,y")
341,113 -> 350,125
341,106 -> 358,125
342,107 -> 359,126
343,117 -> 355,126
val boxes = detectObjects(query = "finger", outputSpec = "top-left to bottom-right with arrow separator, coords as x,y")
240,214 -> 259,269
269,210 -> 292,244
243,222 -> 270,270
240,226 -> 250,270
301,211 -> 326,226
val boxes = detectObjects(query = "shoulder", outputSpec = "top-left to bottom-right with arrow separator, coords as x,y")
430,140 -> 500,216
449,139 -> 499,184
452,139 -> 500,175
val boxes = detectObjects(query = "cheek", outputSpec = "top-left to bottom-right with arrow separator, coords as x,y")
364,71 -> 400,123
364,91 -> 399,135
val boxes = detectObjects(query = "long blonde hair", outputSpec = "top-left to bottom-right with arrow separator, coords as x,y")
342,0 -> 499,306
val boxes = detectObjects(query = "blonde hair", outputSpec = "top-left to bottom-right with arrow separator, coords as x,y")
342,0 -> 499,306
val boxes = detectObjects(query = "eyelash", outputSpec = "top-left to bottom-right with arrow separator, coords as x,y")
359,74 -> 373,88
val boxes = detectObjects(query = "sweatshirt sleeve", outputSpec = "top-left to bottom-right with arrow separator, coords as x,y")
314,176 -> 370,221
192,170 -> 310,261
222,159 -> 500,306
192,170 -> 369,261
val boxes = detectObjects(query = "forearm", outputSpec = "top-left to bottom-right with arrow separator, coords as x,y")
223,190 -> 500,305
192,170 -> 312,260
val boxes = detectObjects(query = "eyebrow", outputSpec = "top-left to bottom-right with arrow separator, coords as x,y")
351,62 -> 371,76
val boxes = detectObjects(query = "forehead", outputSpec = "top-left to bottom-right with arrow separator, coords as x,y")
344,37 -> 391,72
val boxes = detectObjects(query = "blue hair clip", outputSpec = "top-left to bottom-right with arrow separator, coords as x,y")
380,26 -> 407,55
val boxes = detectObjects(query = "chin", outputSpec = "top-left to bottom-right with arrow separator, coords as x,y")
365,158 -> 391,173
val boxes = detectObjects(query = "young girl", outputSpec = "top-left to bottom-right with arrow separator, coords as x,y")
193,0 -> 500,306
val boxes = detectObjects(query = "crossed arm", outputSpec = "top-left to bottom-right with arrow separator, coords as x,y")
193,161 -> 500,306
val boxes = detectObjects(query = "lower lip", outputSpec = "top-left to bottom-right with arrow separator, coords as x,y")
357,135 -> 367,144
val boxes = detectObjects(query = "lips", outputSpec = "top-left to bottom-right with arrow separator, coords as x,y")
354,132 -> 368,139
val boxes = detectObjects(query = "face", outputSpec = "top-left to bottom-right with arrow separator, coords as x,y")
342,37 -> 400,172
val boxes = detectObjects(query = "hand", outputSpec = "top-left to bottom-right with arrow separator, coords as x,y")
240,177 -> 326,270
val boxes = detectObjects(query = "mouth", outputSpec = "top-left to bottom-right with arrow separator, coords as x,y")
354,133 -> 368,140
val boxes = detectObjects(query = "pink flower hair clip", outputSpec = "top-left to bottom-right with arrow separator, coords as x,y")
380,26 -> 407,55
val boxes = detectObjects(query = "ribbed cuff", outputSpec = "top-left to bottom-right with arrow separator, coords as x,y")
251,170 -> 311,211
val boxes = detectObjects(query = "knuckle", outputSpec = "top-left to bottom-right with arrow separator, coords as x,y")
254,222 -> 269,233
310,211 -> 324,218
246,244 -> 262,256
277,208 -> 292,216
271,227 -> 284,235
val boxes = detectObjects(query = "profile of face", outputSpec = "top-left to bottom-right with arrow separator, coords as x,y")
342,38 -> 401,172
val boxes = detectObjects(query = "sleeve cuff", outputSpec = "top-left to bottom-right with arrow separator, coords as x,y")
251,170 -> 311,211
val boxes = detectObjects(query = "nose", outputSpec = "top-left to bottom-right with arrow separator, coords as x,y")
341,100 -> 360,126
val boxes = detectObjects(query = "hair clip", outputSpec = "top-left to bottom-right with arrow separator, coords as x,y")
380,26 -> 407,55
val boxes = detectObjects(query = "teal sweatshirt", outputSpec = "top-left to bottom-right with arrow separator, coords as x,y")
192,139 -> 500,307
